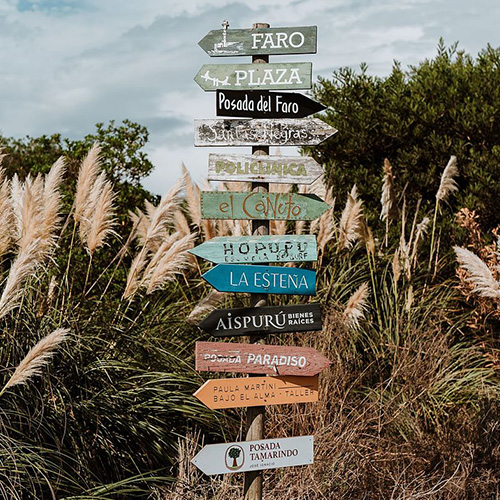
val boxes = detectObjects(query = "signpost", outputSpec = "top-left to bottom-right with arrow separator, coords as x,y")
201,191 -> 330,221
199,24 -> 317,57
194,63 -> 312,91
195,118 -> 337,147
196,341 -> 331,376
216,90 -> 326,118
207,153 -> 324,184
194,375 -> 319,409
189,235 -> 317,264
202,264 -> 316,295
198,303 -> 323,337
192,436 -> 314,476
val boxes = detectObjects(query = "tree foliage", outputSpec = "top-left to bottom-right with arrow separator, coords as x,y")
307,41 -> 500,229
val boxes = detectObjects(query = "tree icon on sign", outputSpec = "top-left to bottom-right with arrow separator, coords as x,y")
228,447 -> 241,469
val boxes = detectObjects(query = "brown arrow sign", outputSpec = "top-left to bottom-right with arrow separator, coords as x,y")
194,118 -> 337,147
194,375 -> 318,410
208,153 -> 324,185
195,341 -> 330,376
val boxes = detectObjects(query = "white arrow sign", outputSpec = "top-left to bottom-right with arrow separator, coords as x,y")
191,436 -> 314,476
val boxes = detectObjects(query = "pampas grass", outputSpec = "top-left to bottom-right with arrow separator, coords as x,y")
339,185 -> 364,249
453,246 -> 500,298
380,158 -> 399,221
344,282 -> 370,329
0,328 -> 69,396
436,155 -> 459,203
74,143 -> 101,223
0,169 -> 13,257
186,290 -> 227,324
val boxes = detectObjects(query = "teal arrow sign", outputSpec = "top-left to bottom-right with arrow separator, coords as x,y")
189,235 -> 317,264
194,63 -> 312,91
202,264 -> 316,295
201,192 -> 330,221
199,25 -> 317,57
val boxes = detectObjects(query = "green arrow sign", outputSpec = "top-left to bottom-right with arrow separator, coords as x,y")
194,63 -> 312,91
189,235 -> 317,264
201,192 -> 330,221
198,25 -> 317,57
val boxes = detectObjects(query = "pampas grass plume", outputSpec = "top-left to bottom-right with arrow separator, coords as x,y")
344,282 -> 370,329
0,328 -> 69,396
339,185 -> 364,249
454,246 -> 500,298
436,156 -> 459,203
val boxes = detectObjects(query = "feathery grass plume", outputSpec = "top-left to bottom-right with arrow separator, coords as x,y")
0,239 -> 42,319
182,163 -> 201,227
123,250 -> 149,299
453,246 -> 500,298
410,216 -> 430,264
186,290 -> 227,324
174,209 -> 192,237
0,328 -> 69,396
143,233 -> 196,294
380,158 -> 399,220
0,171 -> 13,257
359,218 -> 375,255
74,142 -> 101,223
436,155 -> 459,203
343,282 -> 370,329
339,184 -> 364,249
84,175 -> 116,255
42,157 -> 66,243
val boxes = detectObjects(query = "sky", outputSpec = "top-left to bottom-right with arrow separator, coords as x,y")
0,0 -> 499,195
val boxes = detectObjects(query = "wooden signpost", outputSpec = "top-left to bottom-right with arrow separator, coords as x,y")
189,235 -> 317,264
194,118 -> 337,147
192,436 -> 314,476
202,264 -> 316,295
198,24 -> 317,57
207,153 -> 324,184
196,342 -> 330,376
216,90 -> 326,119
198,303 -> 323,337
201,191 -> 330,221
194,63 -> 312,91
191,21 -> 335,500
194,375 -> 319,409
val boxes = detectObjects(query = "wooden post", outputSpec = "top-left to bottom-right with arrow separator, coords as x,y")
243,22 -> 269,500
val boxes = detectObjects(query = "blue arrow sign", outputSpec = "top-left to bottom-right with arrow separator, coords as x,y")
202,264 -> 316,295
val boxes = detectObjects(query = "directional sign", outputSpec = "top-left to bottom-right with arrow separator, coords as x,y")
194,63 -> 312,91
199,25 -> 317,57
201,192 -> 330,221
202,264 -> 316,295
194,375 -> 319,409
196,342 -> 330,376
189,235 -> 317,264
198,304 -> 323,337
195,118 -> 337,147
216,90 -> 326,119
207,153 -> 324,184
192,436 -> 314,476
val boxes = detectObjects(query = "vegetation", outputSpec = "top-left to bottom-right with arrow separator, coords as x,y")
0,43 -> 499,499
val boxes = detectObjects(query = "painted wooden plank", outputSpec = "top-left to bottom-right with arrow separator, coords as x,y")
201,192 -> 330,221
199,24 -> 317,57
191,435 -> 314,476
195,341 -> 330,376
198,304 -> 323,337
216,90 -> 326,119
194,375 -> 319,409
202,264 -> 316,295
207,153 -> 324,184
195,118 -> 337,147
189,235 -> 317,264
194,63 -> 312,91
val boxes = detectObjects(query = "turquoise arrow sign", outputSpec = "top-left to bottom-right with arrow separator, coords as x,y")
202,264 -> 316,295
189,235 -> 317,264
201,192 -> 330,221
194,63 -> 312,91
